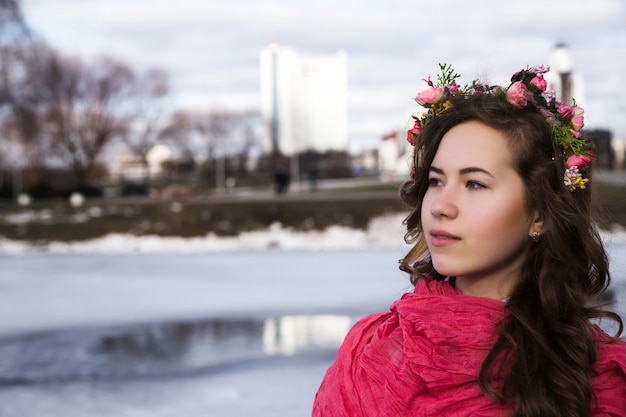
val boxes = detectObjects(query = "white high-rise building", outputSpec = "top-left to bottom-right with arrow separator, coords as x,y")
259,44 -> 348,155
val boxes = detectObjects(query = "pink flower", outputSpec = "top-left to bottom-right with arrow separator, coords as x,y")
566,154 -> 592,168
563,166 -> 580,186
414,87 -> 444,106
543,90 -> 556,105
571,106 -> 584,130
571,129 -> 581,138
529,75 -> 547,92
557,102 -> 574,118
406,119 -> 422,145
540,108 -> 557,125
446,83 -> 461,95
527,65 -> 550,75
506,81 -> 528,107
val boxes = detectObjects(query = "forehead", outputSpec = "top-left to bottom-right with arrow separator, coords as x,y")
432,121 -> 515,170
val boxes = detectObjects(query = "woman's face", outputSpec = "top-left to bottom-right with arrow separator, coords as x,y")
420,121 -> 541,299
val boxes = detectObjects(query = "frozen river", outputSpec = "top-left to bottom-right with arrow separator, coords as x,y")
0,247 -> 412,417
0,216 -> 624,417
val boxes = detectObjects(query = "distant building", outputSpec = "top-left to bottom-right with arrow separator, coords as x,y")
545,42 -> 585,106
614,137 -> 626,169
585,129 -> 615,169
112,153 -> 149,183
377,130 -> 412,181
259,43 -> 348,155
112,144 -> 174,183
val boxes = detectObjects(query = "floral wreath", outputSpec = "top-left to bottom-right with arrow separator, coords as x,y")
407,64 -> 593,192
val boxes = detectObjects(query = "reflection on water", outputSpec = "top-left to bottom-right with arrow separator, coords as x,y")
0,315 -> 352,385
263,315 -> 352,355
1,283 -> 623,386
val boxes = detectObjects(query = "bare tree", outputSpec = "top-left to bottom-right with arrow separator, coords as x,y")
160,110 -> 237,163
199,111 -> 237,162
1,2 -> 169,191
119,68 -> 170,163
0,0 -> 32,171
23,53 -> 135,186
160,109 -> 197,160
159,108 -> 262,188
0,0 -> 29,45
1,41 -> 55,174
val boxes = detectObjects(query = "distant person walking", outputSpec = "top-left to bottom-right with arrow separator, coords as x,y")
271,150 -> 290,195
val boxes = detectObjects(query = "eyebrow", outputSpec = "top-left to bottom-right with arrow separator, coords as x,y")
429,165 -> 495,177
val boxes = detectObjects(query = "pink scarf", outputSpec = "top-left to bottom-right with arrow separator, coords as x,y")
313,278 -> 626,416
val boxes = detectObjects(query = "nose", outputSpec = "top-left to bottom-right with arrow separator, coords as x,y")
429,187 -> 458,219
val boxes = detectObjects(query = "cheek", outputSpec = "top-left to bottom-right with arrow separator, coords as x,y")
479,199 -> 530,237
420,193 -> 434,225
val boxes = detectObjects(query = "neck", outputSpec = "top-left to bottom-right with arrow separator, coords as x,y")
454,275 -> 516,301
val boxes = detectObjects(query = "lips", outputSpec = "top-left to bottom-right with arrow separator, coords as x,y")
429,229 -> 461,247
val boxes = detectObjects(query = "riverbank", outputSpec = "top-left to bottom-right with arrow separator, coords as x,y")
0,175 -> 625,244
0,179 -> 405,243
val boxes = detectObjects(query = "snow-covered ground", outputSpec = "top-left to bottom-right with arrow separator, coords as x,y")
0,212 -> 410,254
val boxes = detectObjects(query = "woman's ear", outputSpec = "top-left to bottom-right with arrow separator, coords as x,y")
528,210 -> 545,237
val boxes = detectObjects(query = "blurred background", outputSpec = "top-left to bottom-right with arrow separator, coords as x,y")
0,1 -> 625,416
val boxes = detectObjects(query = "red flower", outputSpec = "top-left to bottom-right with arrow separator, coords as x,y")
406,120 -> 422,145
566,154 -> 592,168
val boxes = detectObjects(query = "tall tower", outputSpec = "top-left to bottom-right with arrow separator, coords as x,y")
546,42 -> 585,106
259,44 -> 348,155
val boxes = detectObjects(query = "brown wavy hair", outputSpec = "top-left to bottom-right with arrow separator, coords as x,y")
398,94 -> 623,417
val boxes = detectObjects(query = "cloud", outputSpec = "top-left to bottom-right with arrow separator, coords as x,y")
20,0 -> 626,143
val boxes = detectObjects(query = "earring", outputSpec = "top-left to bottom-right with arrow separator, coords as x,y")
531,231 -> 540,242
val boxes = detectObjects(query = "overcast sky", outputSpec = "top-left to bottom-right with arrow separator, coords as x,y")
20,0 -> 626,150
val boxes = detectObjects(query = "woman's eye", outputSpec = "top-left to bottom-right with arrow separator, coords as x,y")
428,177 -> 442,187
467,181 -> 485,189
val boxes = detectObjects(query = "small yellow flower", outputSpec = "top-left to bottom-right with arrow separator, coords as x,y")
568,174 -> 589,191
431,100 -> 451,118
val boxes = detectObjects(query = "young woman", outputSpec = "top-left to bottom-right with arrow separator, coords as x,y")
312,65 -> 626,416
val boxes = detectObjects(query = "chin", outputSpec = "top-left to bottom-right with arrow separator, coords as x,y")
431,263 -> 458,278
